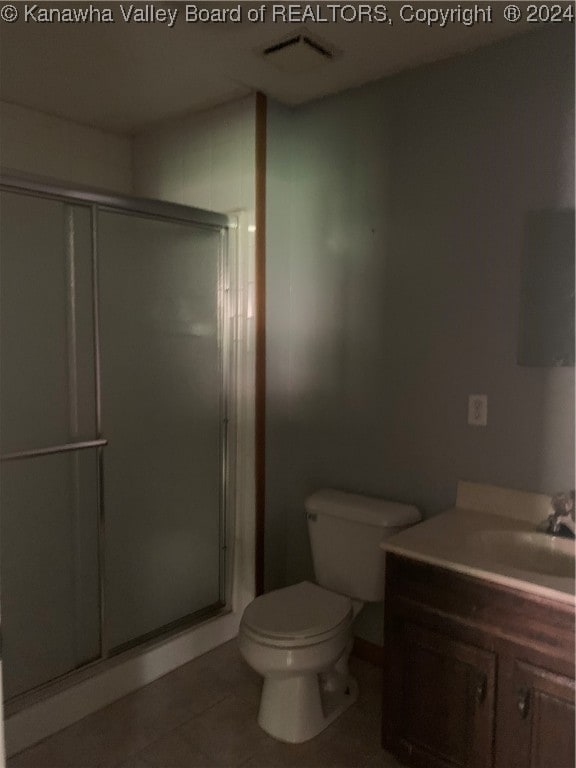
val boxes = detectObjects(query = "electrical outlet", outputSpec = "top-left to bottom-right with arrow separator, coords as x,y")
468,395 -> 488,427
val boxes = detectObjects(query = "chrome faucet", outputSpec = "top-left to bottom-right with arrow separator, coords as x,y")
541,491 -> 575,539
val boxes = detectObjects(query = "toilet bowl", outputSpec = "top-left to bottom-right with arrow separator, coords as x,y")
239,581 -> 359,743
239,489 -> 421,744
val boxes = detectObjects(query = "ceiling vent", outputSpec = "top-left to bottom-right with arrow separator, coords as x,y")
262,31 -> 337,73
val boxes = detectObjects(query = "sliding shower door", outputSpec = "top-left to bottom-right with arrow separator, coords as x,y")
0,181 -> 229,700
98,211 -> 225,651
0,191 -> 101,699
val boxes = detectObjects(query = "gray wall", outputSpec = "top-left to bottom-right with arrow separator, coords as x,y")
265,27 -> 575,643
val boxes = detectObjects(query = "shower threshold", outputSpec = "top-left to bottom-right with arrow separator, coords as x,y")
5,600 -> 228,718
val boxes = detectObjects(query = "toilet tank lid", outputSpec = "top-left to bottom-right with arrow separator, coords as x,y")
305,489 -> 421,528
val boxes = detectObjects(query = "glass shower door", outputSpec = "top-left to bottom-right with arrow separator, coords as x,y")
0,183 -> 229,700
98,211 -> 225,651
0,191 -> 101,699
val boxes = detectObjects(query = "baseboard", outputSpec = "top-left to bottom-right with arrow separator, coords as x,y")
352,636 -> 384,668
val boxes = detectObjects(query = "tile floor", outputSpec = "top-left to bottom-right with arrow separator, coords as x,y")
7,640 -> 405,768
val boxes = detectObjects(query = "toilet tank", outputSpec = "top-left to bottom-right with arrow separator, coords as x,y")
305,489 -> 421,602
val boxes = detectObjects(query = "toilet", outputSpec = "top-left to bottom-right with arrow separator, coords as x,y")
238,488 -> 421,743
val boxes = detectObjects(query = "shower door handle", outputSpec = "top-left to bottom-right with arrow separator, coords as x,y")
1,438 -> 108,462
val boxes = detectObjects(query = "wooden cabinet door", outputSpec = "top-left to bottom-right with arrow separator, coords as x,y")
385,620 -> 496,768
496,659 -> 575,768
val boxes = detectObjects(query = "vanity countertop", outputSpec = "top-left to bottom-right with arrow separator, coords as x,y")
382,506 -> 576,605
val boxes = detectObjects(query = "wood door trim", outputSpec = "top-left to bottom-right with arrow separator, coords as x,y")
255,91 -> 266,596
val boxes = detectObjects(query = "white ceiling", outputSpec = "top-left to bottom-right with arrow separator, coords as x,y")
0,2 -> 535,134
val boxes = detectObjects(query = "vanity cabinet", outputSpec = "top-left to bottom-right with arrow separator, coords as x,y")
382,554 -> 575,768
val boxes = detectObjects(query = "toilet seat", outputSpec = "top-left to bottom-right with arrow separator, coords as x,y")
241,581 -> 353,648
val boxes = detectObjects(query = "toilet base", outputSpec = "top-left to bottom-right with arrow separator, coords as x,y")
257,672 -> 359,744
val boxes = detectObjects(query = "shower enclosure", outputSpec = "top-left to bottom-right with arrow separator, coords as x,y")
0,178 -> 232,702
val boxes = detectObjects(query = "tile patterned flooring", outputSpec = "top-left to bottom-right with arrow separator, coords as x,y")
7,640 -> 404,768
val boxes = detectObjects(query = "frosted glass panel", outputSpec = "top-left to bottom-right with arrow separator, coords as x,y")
0,191 -> 96,453
0,189 -> 100,699
98,211 -> 223,649
0,452 -> 100,699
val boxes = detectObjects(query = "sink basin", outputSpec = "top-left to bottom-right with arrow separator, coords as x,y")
472,530 -> 575,578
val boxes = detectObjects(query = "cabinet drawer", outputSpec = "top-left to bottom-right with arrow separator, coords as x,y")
385,554 -> 575,670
